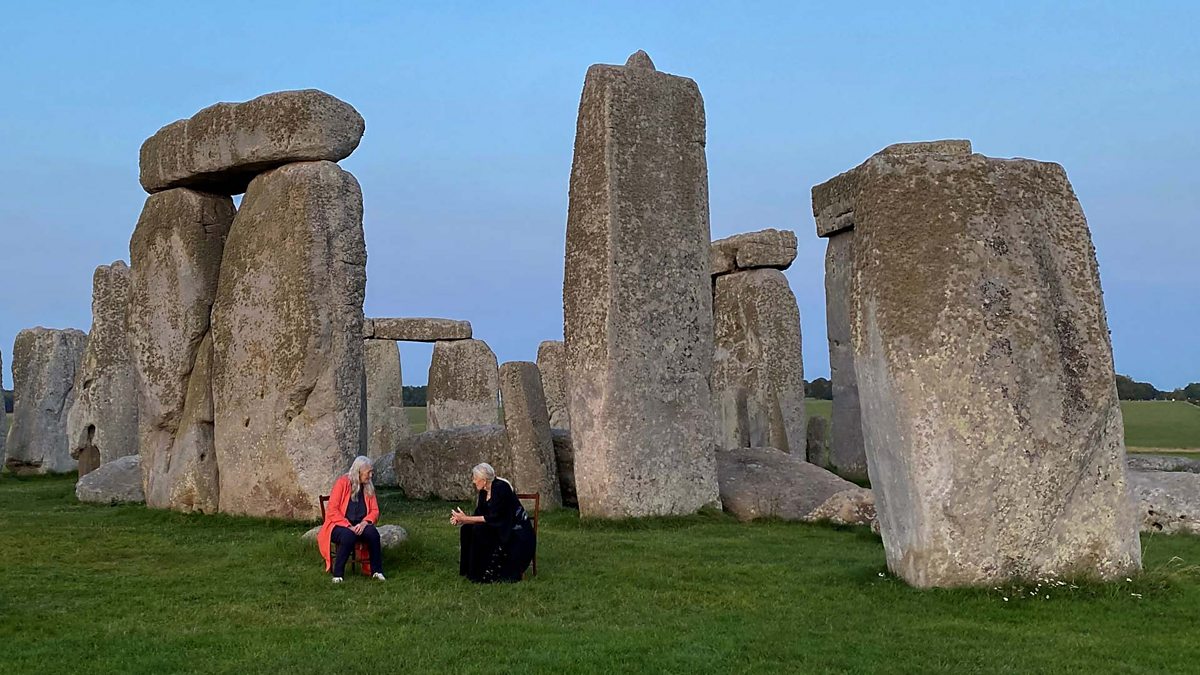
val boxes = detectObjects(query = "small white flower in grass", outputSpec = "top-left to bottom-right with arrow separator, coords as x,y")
1003,597 -> 1009,602
1131,593 -> 1143,599
878,572 -> 885,577
1126,578 -> 1132,582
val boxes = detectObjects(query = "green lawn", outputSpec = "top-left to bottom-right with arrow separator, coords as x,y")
1121,401 -> 1200,451
406,406 -> 427,434
2,475 -> 1199,673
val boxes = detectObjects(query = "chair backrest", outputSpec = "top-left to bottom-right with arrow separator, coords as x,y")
517,492 -> 540,533
319,494 -> 330,520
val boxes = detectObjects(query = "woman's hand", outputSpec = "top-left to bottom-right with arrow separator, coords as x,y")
352,521 -> 368,535
450,508 -> 467,526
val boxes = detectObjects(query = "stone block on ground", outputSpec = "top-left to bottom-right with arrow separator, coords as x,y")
364,318 -> 472,342
364,340 -> 410,463
710,228 -> 798,276
499,361 -> 562,509
392,425 -> 512,501
5,327 -> 88,475
140,89 -> 365,194
536,340 -> 570,430
716,447 -> 873,526
1129,470 -> 1200,535
75,455 -> 144,504
303,523 -> 408,548
1127,454 -> 1200,474
426,339 -> 499,430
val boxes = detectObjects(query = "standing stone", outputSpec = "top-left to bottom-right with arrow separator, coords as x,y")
563,51 -> 720,518
712,269 -> 806,453
426,339 -> 499,430
536,340 -> 570,430
814,140 -> 1141,587
499,361 -> 562,509
4,328 -> 87,474
129,188 -> 233,513
212,160 -> 366,520
364,339 -> 410,463
67,261 -> 139,477
139,89 -> 365,195
822,233 -> 867,480
1,349 -> 6,465
551,429 -> 576,507
805,415 -> 832,469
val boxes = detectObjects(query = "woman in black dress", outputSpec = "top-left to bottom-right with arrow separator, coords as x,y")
451,462 -> 536,583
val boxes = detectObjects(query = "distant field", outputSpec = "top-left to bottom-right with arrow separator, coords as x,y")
406,406 -> 427,434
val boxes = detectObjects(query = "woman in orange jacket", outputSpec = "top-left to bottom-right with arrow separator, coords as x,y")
318,455 -> 385,583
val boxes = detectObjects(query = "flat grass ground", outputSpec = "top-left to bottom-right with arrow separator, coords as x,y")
2,475 -> 1199,674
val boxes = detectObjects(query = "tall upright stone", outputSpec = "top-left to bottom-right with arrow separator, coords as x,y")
0,349 -> 6,465
67,261 -> 139,477
563,51 -> 720,517
212,160 -> 365,520
129,188 -> 233,513
426,339 -> 499,430
813,140 -> 1141,587
499,361 -> 562,509
821,232 -> 867,480
364,339 -> 410,462
536,340 -> 570,430
712,268 -> 806,453
5,328 -> 88,474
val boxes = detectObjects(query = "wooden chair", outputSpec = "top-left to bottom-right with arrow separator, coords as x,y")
318,494 -> 369,576
517,492 -> 540,577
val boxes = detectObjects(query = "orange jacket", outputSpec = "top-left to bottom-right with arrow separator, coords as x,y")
318,475 -> 381,571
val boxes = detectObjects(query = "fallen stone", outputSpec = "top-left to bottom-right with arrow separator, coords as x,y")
1126,454 -> 1200,474
130,188 -> 233,514
392,425 -> 512,501
139,89 -> 365,194
75,455 -> 144,504
712,268 -> 806,453
710,229 -> 798,276
302,523 -> 408,548
814,140 -> 1141,587
536,340 -> 570,430
1129,470 -> 1200,535
5,327 -> 88,474
212,160 -> 366,521
715,447 -> 873,526
67,261 -> 139,477
426,339 -> 499,430
365,318 -> 472,342
364,340 -> 410,464
499,361 -> 561,509
551,429 -> 576,507
563,51 -> 720,518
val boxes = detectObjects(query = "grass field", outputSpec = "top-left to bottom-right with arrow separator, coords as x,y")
2,474 -> 1199,673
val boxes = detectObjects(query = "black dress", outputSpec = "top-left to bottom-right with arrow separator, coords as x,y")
459,479 -> 537,583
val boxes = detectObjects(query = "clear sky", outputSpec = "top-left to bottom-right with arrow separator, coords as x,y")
1,1 -> 1196,388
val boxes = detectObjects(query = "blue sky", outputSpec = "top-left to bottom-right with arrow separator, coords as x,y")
1,2 -> 1196,388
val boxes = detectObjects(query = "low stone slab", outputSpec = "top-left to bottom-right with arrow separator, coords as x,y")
140,89 -> 365,194
716,447 -> 874,526
364,318 -> 472,342
76,455 -> 145,504
392,425 -> 512,501
1129,470 -> 1200,535
302,523 -> 408,548
711,229 -> 798,276
1127,454 -> 1200,474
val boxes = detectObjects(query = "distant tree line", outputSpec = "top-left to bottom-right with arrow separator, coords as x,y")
1115,374 -> 1200,403
402,386 -> 427,407
3,389 -> 11,414
804,378 -> 833,400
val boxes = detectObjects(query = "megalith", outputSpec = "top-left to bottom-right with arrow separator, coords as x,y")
364,318 -> 472,342
813,140 -> 1141,587
499,361 -> 562,508
818,231 -> 867,480
392,425 -> 513,501
4,328 -> 87,474
711,267 -> 806,453
129,188 -> 233,513
67,261 -> 139,477
211,160 -> 366,520
426,339 -> 499,430
563,50 -> 720,518
364,339 -> 410,463
535,340 -> 570,430
0,349 -> 6,464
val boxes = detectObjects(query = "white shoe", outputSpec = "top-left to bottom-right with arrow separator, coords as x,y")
372,572 -> 386,581
332,576 -> 344,584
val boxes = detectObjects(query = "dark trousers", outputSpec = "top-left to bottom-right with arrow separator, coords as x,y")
331,524 -> 382,577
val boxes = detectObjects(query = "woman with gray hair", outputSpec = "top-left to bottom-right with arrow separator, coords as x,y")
451,462 -> 537,583
317,455 -> 385,583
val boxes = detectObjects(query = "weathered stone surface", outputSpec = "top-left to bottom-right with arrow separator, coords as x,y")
392,425 -> 512,501
364,318 -> 472,342
139,89 -> 365,195
129,188 -> 233,513
710,229 -> 798,276
822,232 -> 867,480
75,455 -> 144,504
1127,453 -> 1200,474
551,428 -> 576,507
0,349 -> 6,464
303,523 -> 408,548
374,451 -> 397,487
712,269 -> 806,453
805,415 -> 832,468
426,339 -> 499,430
563,51 -> 720,518
364,340 -> 410,463
499,362 -> 562,509
67,262 -> 138,477
815,140 -> 1141,587
5,328 -> 87,474
716,447 -> 872,525
1129,470 -> 1200,535
536,340 -> 570,430
212,160 -> 366,520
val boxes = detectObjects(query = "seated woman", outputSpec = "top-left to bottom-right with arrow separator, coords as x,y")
451,462 -> 536,583
318,455 -> 386,583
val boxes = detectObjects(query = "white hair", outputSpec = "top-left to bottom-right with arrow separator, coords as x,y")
471,462 -> 496,483
348,455 -> 375,499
